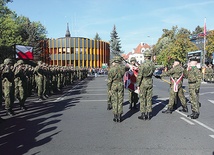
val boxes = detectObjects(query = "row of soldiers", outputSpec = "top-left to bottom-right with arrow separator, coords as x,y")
0,58 -> 88,121
204,64 -> 214,82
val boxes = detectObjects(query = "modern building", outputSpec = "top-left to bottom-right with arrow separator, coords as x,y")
47,24 -> 110,68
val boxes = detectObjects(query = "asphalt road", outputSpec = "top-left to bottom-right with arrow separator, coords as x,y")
0,75 -> 214,155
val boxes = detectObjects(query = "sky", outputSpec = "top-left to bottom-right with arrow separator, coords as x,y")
7,0 -> 214,54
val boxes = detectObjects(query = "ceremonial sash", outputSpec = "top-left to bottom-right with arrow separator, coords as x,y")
170,73 -> 183,92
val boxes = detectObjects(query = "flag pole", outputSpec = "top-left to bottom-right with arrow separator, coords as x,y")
202,17 -> 206,82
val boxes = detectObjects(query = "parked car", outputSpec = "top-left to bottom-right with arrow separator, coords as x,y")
153,68 -> 163,78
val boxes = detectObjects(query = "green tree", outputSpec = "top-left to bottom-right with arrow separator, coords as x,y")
0,14 -> 22,61
206,30 -> 214,57
0,0 -> 13,17
109,25 -> 123,56
94,32 -> 101,41
192,25 -> 203,35
155,26 -> 198,67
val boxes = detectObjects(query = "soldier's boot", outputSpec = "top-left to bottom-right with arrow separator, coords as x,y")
146,112 -> 151,120
199,102 -> 201,107
179,106 -> 188,113
20,105 -> 28,111
138,113 -> 146,120
113,114 -> 118,122
162,108 -> 172,114
117,114 -> 122,122
6,109 -> 15,116
190,112 -> 199,119
107,104 -> 111,110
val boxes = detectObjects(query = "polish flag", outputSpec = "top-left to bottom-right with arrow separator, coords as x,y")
16,45 -> 33,60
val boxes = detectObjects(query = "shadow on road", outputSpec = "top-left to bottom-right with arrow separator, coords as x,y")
0,77 -> 94,155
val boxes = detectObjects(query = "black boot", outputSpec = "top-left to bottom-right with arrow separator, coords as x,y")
117,114 -> 122,122
146,112 -> 151,120
107,104 -> 111,110
162,108 -> 172,114
138,113 -> 146,120
190,112 -> 199,119
113,114 -> 118,122
7,109 -> 15,116
179,106 -> 188,113
20,105 -> 28,111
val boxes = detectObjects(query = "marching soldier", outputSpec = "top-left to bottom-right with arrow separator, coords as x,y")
161,59 -> 188,114
137,51 -> 155,120
34,61 -> 45,101
107,56 -> 126,122
14,60 -> 28,110
184,57 -> 202,119
2,58 -> 15,116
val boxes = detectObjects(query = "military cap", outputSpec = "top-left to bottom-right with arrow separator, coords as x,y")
4,58 -> 13,65
17,59 -> 24,65
130,57 -> 137,62
113,56 -> 122,63
174,59 -> 181,63
144,51 -> 152,57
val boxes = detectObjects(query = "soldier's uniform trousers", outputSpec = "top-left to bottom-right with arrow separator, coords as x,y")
189,83 -> 200,113
3,79 -> 14,110
139,78 -> 153,113
168,83 -> 186,110
15,78 -> 26,106
111,81 -> 124,115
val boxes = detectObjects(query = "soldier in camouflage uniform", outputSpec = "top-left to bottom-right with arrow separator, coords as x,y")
128,57 -> 139,110
0,63 -> 4,121
107,59 -> 114,110
161,59 -> 188,114
14,60 -> 28,110
137,51 -> 155,120
34,61 -> 45,101
2,58 -> 15,116
184,57 -> 202,119
107,56 -> 126,122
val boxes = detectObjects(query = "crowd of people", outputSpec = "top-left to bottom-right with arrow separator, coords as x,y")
107,51 -> 206,122
0,58 -> 88,122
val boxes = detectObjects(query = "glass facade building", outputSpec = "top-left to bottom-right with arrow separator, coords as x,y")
48,37 -> 110,68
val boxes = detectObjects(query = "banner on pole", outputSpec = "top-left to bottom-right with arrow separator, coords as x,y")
16,45 -> 33,60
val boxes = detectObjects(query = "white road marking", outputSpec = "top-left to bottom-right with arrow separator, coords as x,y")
208,100 -> 214,104
180,117 -> 195,125
209,135 -> 214,139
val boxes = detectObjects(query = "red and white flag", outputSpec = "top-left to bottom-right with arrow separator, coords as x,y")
204,18 -> 207,36
16,45 -> 33,60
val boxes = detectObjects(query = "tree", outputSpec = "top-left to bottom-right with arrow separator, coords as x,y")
192,25 -> 203,35
0,14 -> 23,62
94,32 -> 101,40
0,0 -> 13,17
109,25 -> 123,56
155,26 -> 198,67
206,30 -> 214,57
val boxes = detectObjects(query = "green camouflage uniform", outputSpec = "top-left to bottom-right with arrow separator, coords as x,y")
184,63 -> 202,119
161,64 -> 187,111
107,56 -> 125,122
14,60 -> 27,109
137,57 -> 155,118
2,58 -> 15,115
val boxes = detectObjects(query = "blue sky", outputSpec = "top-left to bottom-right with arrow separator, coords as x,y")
7,0 -> 214,53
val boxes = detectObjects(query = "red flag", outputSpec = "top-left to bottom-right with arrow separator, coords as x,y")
204,18 -> 206,36
16,45 -> 33,60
